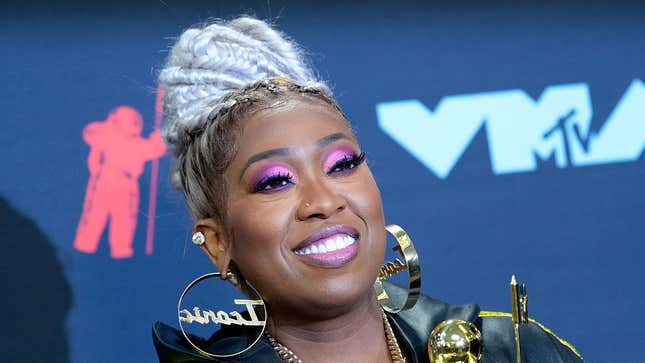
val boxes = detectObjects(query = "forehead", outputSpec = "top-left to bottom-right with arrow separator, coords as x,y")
237,99 -> 353,155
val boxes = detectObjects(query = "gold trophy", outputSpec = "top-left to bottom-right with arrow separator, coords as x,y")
427,275 -> 530,363
428,319 -> 482,363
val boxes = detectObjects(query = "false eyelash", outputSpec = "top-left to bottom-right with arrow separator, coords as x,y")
327,151 -> 366,175
254,171 -> 294,192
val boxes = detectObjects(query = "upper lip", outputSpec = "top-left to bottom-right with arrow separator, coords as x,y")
292,224 -> 360,251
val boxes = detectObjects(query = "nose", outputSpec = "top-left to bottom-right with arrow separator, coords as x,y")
296,178 -> 347,220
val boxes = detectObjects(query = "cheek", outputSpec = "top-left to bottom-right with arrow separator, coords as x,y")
353,170 -> 385,226
226,198 -> 293,280
347,169 -> 387,258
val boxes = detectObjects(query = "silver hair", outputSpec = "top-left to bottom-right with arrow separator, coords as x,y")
159,16 -> 340,222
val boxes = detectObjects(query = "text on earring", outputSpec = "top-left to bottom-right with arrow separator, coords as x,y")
179,299 -> 264,326
377,244 -> 409,280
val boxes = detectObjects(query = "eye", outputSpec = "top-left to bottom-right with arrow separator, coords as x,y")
326,152 -> 366,175
254,172 -> 295,192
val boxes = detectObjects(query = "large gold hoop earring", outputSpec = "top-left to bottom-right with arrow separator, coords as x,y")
177,271 -> 267,359
373,224 -> 421,313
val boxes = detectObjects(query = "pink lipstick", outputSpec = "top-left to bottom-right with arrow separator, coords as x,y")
292,225 -> 360,268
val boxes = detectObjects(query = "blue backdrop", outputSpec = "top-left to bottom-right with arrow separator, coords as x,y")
1,1 -> 643,362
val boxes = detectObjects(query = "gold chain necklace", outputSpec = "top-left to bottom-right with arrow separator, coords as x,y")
382,309 -> 406,363
266,308 -> 406,363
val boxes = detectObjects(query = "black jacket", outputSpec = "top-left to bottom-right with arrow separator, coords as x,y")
153,284 -> 584,362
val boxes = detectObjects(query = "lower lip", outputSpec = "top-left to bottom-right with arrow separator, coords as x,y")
294,239 -> 360,268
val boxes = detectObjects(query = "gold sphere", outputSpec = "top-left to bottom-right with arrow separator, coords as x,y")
428,319 -> 483,363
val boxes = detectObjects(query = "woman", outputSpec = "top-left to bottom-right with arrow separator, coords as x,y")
152,17 -> 583,362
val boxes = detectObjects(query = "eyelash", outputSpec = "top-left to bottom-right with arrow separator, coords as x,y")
326,151 -> 366,175
254,171 -> 295,192
253,152 -> 366,193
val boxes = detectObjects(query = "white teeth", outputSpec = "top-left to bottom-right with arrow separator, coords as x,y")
339,236 -> 348,249
335,237 -> 344,250
295,234 -> 357,255
325,239 -> 335,251
333,238 -> 343,250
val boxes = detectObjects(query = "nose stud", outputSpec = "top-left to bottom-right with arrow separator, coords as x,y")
305,202 -> 311,207
192,231 -> 206,246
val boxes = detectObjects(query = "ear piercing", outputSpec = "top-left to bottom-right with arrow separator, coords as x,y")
192,231 -> 206,246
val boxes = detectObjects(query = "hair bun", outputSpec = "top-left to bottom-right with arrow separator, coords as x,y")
159,16 -> 319,157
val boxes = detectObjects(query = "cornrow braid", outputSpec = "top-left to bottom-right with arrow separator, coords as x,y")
178,77 -> 342,146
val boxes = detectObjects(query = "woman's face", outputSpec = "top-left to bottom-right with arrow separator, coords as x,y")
222,98 -> 386,317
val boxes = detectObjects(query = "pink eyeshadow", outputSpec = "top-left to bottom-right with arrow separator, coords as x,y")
323,147 -> 356,172
251,164 -> 295,185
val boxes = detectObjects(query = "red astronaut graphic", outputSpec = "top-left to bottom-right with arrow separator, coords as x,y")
73,106 -> 166,259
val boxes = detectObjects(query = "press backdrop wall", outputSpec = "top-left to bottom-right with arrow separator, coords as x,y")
2,1 -> 643,362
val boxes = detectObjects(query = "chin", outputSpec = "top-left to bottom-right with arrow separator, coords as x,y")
297,271 -> 377,315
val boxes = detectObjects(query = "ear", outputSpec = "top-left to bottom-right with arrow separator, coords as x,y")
193,218 -> 232,278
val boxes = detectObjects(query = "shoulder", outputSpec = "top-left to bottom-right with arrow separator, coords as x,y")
385,283 -> 583,362
152,321 -> 211,362
152,321 -> 278,363
477,311 -> 584,362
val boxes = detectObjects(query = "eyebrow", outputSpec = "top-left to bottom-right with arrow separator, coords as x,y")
239,132 -> 352,179
316,132 -> 350,148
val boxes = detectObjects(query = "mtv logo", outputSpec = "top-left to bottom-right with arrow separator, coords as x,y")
376,79 -> 645,178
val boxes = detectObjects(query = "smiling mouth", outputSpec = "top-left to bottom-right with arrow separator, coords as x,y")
292,225 -> 360,268
294,234 -> 357,255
